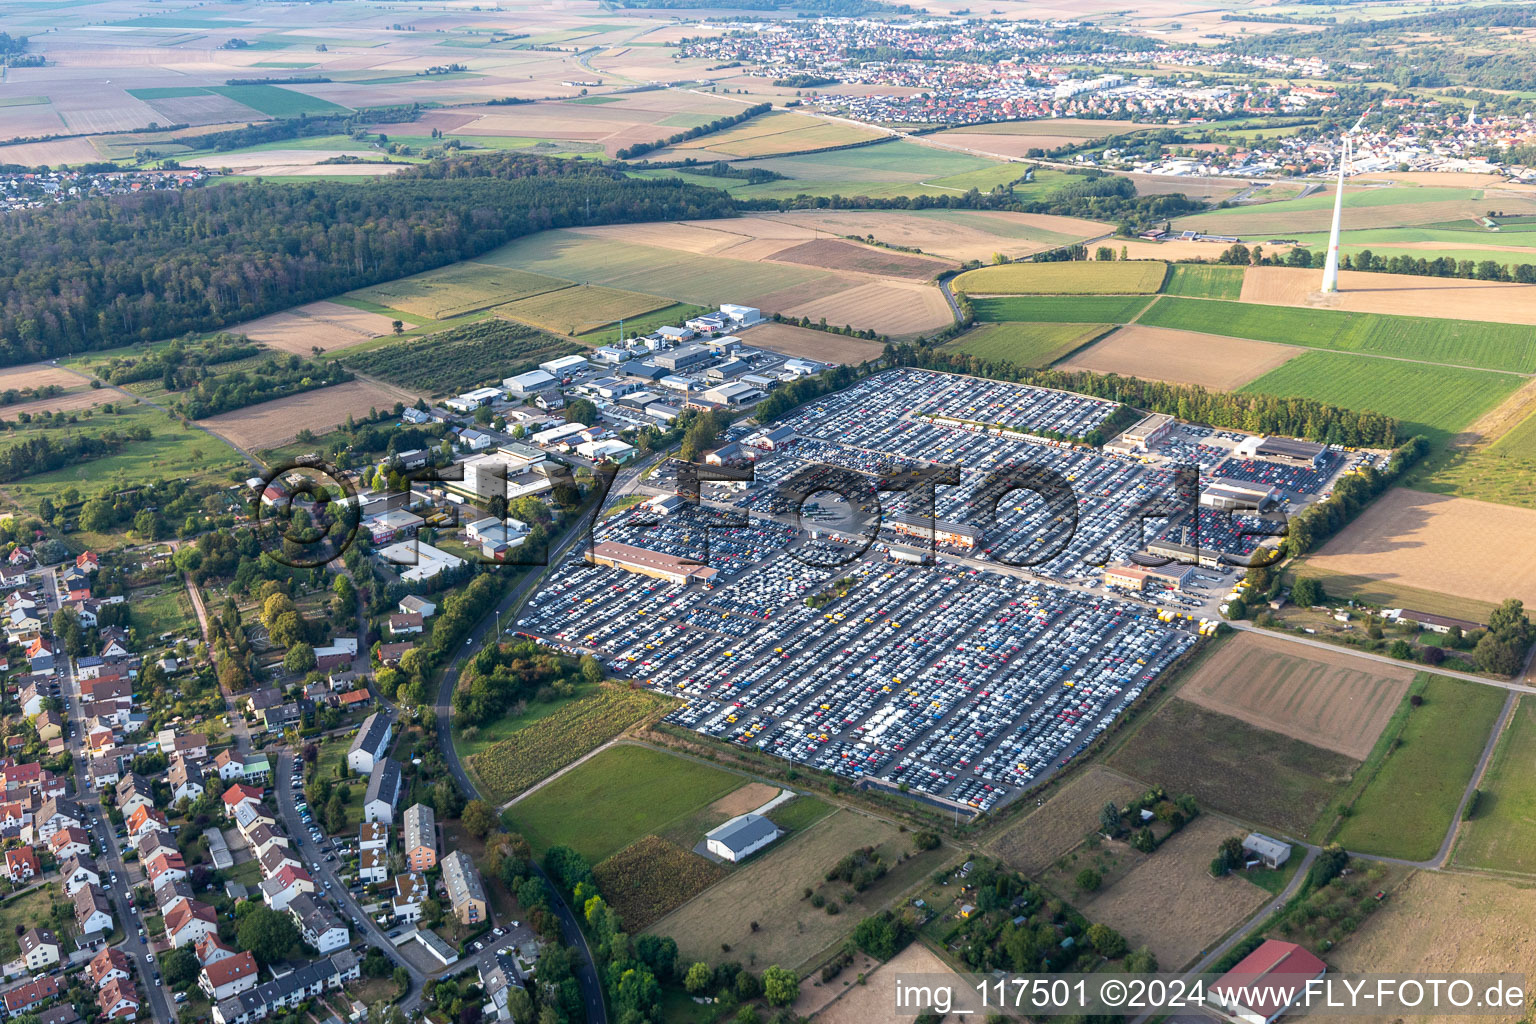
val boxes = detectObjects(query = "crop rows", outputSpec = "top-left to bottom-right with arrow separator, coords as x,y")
593,835 -> 727,929
340,319 -> 580,396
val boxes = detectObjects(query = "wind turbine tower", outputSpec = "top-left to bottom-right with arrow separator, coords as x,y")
1321,108 -> 1371,294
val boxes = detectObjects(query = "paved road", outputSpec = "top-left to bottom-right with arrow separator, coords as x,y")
52,564 -> 176,1024
428,467 -> 660,1024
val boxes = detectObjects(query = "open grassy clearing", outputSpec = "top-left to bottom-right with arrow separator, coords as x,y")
468,688 -> 673,804
1298,486 -> 1536,610
1239,351 -> 1522,444
496,284 -> 673,335
1162,263 -> 1246,298
1454,696 -> 1536,873
945,321 -> 1108,367
1333,674 -> 1505,861
1176,632 -> 1413,760
953,261 -> 1167,295
1142,295 -> 1536,374
1416,395 -> 1536,509
810,943 -> 960,1024
1171,184 -> 1497,236
682,149 -> 1062,202
349,263 -> 574,320
1060,324 -> 1300,391
1108,697 -> 1358,840
970,294 -> 1155,323
507,744 -> 741,863
648,808 -> 950,973
1081,814 -> 1270,970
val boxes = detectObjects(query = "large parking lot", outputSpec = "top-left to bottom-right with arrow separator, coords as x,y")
510,368 -> 1371,814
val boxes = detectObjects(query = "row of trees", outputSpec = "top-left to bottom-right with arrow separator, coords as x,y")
0,427 -> 150,483
616,102 -> 773,160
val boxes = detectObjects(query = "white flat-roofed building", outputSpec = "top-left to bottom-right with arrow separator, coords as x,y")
720,304 -> 762,325
540,354 -> 591,377
505,369 -> 557,395
376,541 -> 465,584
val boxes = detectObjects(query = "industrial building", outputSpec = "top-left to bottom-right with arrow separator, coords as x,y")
1200,481 -> 1278,512
887,512 -> 982,550
704,814 -> 781,862
1248,436 -> 1327,469
654,344 -> 713,371
586,542 -> 718,585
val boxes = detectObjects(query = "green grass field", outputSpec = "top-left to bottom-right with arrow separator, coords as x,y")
1454,695 -> 1536,872
1281,563 -> 1499,626
507,744 -> 741,862
349,262 -> 573,320
1239,350 -> 1522,444
497,284 -> 673,336
1413,402 -> 1536,509
1108,697 -> 1356,840
970,294 -> 1155,323
127,87 -> 209,100
954,260 -> 1167,296
1140,297 -> 1536,374
1162,264 -> 1246,299
0,96 -> 47,108
207,84 -> 350,117
945,321 -> 1109,366
1333,674 -> 1505,861
579,302 -> 711,345
479,231 -> 828,308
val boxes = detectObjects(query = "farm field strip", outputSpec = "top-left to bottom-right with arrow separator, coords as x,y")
954,260 -> 1167,295
1454,696 -> 1536,873
945,321 -> 1109,368
1059,324 -> 1300,391
970,294 -> 1155,323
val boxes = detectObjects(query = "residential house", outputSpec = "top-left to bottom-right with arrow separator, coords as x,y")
153,877 -> 194,916
398,595 -> 436,619
145,848 -> 189,887
5,976 -> 60,1016
287,892 -> 348,953
46,826 -> 89,862
391,873 -> 427,922
195,933 -> 238,968
18,928 -> 59,972
72,884 -> 113,936
222,783 -> 264,818
375,641 -> 413,667
87,948 -> 131,988
97,978 -> 139,1021
25,638 -> 53,672
199,951 -> 259,1002
258,865 -> 315,912
347,713 -> 391,775
442,850 -> 488,926
115,773 -> 154,818
359,821 -> 387,852
171,732 -> 209,762
4,845 -> 38,883
358,848 -> 387,885
387,613 -> 423,636
164,897 -> 219,949
31,796 -> 82,844
59,854 -> 101,896
211,951 -> 360,1024
212,749 -> 270,785
363,758 -> 401,825
403,803 -> 436,872
127,804 -> 170,840
34,711 -> 62,743
170,758 -> 206,804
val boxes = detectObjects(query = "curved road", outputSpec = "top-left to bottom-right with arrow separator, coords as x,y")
429,472 -> 652,1024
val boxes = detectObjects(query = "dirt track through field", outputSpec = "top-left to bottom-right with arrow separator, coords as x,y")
1059,324 -> 1300,389
1307,486 -> 1536,608
1176,632 -> 1412,759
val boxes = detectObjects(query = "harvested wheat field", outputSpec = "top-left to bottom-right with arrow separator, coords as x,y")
1058,325 -> 1299,390
781,280 -> 953,339
202,379 -> 416,450
1307,487 -> 1536,609
1082,815 -> 1270,970
1177,632 -> 1412,759
1241,265 -> 1536,325
1330,871 -> 1536,1024
811,943 -> 960,1024
0,388 -> 115,420
743,322 -> 885,365
762,209 -> 1111,263
709,782 -> 781,817
0,363 -> 82,392
570,220 -> 782,257
987,766 -> 1145,874
228,302 -> 400,355
768,238 -> 951,279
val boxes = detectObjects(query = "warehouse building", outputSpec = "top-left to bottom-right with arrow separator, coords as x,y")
1200,481 -> 1278,512
704,814 -> 781,863
654,344 -> 712,371
539,354 -> 590,377
586,542 -> 718,585
1120,412 -> 1175,451
887,512 -> 982,551
1250,436 -> 1326,469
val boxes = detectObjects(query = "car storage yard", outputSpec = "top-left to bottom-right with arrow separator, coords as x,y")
513,370 -> 1362,816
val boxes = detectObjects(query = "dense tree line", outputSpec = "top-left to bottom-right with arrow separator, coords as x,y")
193,106 -> 419,152
887,341 -> 1402,446
1278,436 -> 1429,559
99,333 -> 260,386
0,428 -> 149,482
616,102 -> 773,160
174,354 -> 350,419
451,639 -> 591,726
0,153 -> 735,368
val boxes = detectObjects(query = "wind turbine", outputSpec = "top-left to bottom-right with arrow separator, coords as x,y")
1321,106 -> 1372,294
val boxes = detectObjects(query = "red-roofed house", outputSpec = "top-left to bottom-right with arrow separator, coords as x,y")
127,804 -> 169,839
76,552 -> 100,573
88,948 -> 132,989
194,933 -> 237,968
4,845 -> 38,882
164,898 -> 219,949
5,975 -> 58,1015
198,951 -> 258,1002
1210,940 -> 1327,1024
47,827 -> 90,861
222,784 -> 263,817
145,848 -> 188,886
97,977 -> 139,1020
